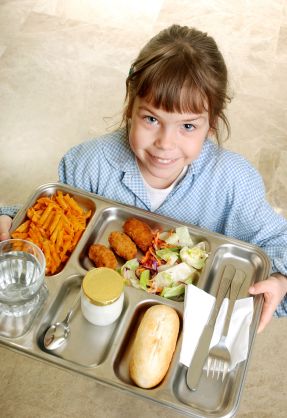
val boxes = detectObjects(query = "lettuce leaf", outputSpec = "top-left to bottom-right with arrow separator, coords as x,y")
180,246 -> 208,269
139,269 -> 150,290
156,248 -> 179,265
163,226 -> 194,247
161,283 -> 185,298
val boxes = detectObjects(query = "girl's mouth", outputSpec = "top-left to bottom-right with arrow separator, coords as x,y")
149,153 -> 178,165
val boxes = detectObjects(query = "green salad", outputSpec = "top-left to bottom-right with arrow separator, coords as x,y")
120,226 -> 208,300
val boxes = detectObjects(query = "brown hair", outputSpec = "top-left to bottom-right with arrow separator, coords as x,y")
123,24 -> 231,143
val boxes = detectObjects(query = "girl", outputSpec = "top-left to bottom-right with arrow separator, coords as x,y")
1,24 -> 287,331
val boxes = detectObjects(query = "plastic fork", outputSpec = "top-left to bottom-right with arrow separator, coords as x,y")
207,269 -> 246,381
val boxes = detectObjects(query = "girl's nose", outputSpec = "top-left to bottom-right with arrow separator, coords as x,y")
154,127 -> 176,149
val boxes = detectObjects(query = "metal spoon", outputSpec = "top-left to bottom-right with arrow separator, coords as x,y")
43,290 -> 81,351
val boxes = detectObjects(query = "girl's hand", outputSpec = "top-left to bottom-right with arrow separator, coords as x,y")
0,215 -> 13,241
249,274 -> 287,333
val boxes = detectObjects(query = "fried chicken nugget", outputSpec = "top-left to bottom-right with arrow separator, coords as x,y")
88,244 -> 117,269
123,218 -> 153,253
108,231 -> 137,260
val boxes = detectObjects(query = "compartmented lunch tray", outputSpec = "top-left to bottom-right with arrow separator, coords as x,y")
0,183 -> 270,418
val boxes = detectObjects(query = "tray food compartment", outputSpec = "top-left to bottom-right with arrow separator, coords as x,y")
198,243 -> 267,297
172,363 -> 239,417
36,275 -> 128,367
11,183 -> 97,275
113,299 -> 183,387
168,242 -> 269,416
80,206 -> 210,279
80,207 -> 149,270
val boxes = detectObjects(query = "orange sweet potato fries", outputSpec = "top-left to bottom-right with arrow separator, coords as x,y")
11,191 -> 92,275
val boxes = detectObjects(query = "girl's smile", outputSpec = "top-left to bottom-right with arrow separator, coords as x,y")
147,152 -> 179,166
128,97 -> 210,189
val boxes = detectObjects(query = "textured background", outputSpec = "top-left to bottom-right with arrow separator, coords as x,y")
0,1 -> 286,417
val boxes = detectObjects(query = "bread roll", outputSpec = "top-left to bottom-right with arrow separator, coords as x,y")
129,304 -> 180,388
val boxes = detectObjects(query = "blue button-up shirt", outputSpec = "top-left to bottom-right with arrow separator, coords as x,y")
58,128 -> 287,316
2,128 -> 286,316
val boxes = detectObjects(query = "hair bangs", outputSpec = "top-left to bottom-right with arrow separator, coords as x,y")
136,59 -> 207,116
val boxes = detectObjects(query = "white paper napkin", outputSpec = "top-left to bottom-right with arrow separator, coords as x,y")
180,284 -> 254,371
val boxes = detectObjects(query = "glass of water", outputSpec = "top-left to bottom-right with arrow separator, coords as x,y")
0,239 -> 46,316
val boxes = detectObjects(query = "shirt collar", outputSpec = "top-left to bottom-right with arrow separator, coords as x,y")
102,129 -> 150,205
102,128 -> 137,172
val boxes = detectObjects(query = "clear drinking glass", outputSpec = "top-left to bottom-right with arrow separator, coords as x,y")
0,239 -> 46,316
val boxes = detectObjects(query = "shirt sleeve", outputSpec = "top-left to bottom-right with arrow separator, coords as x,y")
274,295 -> 287,317
58,145 -> 91,190
58,141 -> 101,192
58,146 -> 77,186
225,164 -> 287,271
0,205 -> 22,218
224,163 -> 287,317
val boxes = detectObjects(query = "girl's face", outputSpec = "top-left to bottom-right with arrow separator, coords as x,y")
129,97 -> 210,189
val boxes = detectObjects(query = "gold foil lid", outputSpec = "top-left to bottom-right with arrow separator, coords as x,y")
82,268 -> 124,306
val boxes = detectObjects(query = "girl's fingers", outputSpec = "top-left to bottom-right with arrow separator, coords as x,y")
249,275 -> 287,333
256,296 -> 277,333
250,284 -> 275,333
0,215 -> 12,241
0,232 -> 10,241
249,280 -> 271,295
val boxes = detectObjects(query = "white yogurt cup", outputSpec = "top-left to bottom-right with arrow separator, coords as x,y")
81,267 -> 124,326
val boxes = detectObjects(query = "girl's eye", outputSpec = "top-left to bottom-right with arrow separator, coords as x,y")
183,123 -> 195,131
145,115 -> 158,125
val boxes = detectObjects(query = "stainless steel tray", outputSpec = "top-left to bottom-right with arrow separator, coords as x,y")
0,183 -> 270,418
